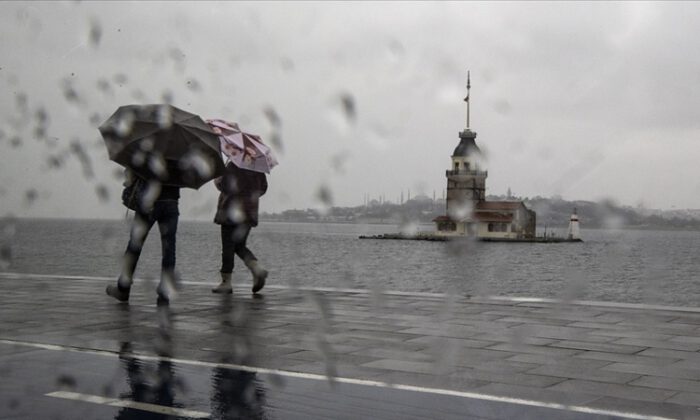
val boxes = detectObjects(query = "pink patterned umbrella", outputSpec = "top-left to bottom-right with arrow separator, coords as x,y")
206,119 -> 278,174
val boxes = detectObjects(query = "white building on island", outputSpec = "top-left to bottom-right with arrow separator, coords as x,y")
434,72 -> 536,239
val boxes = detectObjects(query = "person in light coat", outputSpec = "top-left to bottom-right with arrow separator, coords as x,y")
211,162 -> 268,294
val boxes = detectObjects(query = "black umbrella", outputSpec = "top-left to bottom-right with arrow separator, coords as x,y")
99,104 -> 225,189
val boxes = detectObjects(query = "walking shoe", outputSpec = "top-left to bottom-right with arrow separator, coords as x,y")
156,294 -> 170,306
156,271 -> 180,306
252,269 -> 267,294
106,283 -> 130,302
245,259 -> 268,294
156,283 -> 171,306
212,272 -> 233,294
212,284 -> 233,294
156,279 -> 180,306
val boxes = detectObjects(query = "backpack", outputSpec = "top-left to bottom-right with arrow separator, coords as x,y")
121,171 -> 147,212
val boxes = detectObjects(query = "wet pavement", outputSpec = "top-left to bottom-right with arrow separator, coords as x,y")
1,272 -> 700,419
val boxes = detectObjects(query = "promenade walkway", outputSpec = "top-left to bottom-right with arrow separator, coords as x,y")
1,272 -> 700,419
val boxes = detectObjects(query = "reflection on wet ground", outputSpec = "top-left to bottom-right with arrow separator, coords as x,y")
1,344 -> 630,420
1,273 -> 698,419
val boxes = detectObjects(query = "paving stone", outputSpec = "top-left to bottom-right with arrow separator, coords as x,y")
470,359 -> 541,374
548,379 -> 677,403
348,347 -> 435,362
285,349 -> 379,366
526,364 -> 641,384
494,316 -> 573,326
630,376 -> 700,394
458,368 -> 567,388
573,350 -> 681,366
332,329 -> 421,343
470,332 -> 557,346
513,325 -> 615,342
588,329 -> 675,341
667,359 -> 700,372
637,347 -> 700,363
669,315 -> 700,325
665,392 -> 700,406
473,383 -> 600,406
603,362 -> 700,380
360,359 -> 439,375
547,339 -> 647,354
403,335 -> 497,349
397,325 -> 480,339
619,321 -> 699,335
485,342 -> 581,357
506,353 -> 580,365
613,337 -> 700,352
447,314 -> 513,325
671,335 -> 700,345
333,321 -> 411,333
438,353 -> 515,376
567,321 -> 646,331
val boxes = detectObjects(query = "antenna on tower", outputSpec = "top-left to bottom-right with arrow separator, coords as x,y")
463,70 -> 471,129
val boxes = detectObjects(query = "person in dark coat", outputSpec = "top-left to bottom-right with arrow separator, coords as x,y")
212,162 -> 268,294
106,165 -> 181,305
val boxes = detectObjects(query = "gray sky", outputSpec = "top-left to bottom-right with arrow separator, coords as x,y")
2,1 -> 700,220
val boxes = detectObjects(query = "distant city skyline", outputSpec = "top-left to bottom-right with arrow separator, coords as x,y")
3,2 -> 700,220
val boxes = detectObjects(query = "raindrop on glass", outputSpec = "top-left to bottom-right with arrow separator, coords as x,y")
161,90 -> 174,104
186,79 -> 201,91
97,78 -> 111,95
113,73 -> 128,85
89,112 -> 101,127
263,106 -> 281,128
156,105 -> 173,128
88,18 -> 102,48
24,189 -> 38,207
115,111 -> 135,136
268,132 -> 284,154
47,155 -> 63,169
61,79 -> 81,104
70,140 -> 94,178
95,184 -> 110,202
339,93 -> 356,124
315,185 -> 334,215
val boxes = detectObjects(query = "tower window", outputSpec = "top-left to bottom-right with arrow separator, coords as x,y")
454,162 -> 459,171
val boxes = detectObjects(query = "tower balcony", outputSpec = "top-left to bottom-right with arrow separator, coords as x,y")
446,169 -> 488,177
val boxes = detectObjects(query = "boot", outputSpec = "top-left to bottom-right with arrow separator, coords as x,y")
106,276 -> 131,302
245,259 -> 268,294
156,271 -> 178,306
212,272 -> 233,294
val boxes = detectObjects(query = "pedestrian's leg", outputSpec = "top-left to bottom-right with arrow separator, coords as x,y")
121,211 -> 155,285
231,224 -> 254,262
107,211 -> 155,302
232,224 -> 267,294
156,201 -> 179,304
212,225 -> 235,294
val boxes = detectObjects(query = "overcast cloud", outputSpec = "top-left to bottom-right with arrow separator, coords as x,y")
2,1 -> 700,220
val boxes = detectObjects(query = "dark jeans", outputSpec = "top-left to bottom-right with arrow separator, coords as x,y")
122,200 -> 179,281
220,224 -> 255,273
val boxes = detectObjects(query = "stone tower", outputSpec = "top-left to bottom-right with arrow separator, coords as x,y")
445,72 -> 487,222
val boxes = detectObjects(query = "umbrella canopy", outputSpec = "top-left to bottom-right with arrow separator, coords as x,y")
207,119 -> 278,174
99,104 -> 226,189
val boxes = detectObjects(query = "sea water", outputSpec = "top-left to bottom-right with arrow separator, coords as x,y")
7,218 -> 700,307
